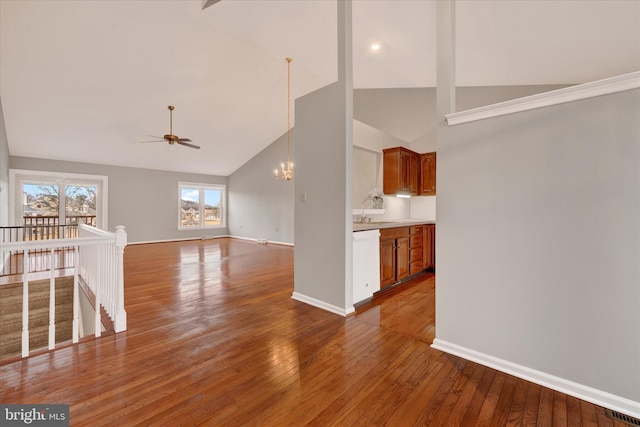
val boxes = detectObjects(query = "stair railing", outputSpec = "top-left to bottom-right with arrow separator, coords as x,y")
77,223 -> 127,334
0,225 -> 127,358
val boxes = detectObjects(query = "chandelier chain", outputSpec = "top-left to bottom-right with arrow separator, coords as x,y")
275,57 -> 294,181
287,57 -> 291,163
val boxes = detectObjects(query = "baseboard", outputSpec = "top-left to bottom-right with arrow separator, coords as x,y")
129,235 -> 294,247
291,292 -> 355,317
431,338 -> 640,419
229,235 -> 294,247
129,235 -> 231,245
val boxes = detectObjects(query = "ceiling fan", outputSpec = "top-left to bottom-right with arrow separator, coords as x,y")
141,105 -> 200,149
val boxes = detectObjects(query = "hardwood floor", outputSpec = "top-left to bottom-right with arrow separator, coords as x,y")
0,238 -> 627,426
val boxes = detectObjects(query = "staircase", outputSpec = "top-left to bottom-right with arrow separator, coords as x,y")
0,277 -> 74,359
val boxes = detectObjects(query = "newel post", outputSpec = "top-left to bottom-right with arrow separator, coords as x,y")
114,225 -> 127,332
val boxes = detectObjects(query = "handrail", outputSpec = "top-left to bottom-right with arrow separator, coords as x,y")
1,235 -> 113,251
77,223 -> 127,334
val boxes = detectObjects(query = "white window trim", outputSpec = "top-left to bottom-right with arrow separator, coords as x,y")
178,181 -> 226,230
9,169 -> 108,229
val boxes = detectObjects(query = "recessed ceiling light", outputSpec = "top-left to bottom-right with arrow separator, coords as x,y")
371,44 -> 380,51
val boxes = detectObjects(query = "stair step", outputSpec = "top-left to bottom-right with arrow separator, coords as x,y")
1,306 -> 74,330
0,319 -> 74,357
0,281 -> 74,316
0,276 -> 76,359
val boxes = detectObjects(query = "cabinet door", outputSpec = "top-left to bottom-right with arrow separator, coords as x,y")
383,147 -> 420,196
400,150 -> 412,193
423,225 -> 435,270
409,152 -> 419,195
419,152 -> 436,195
380,238 -> 396,287
396,236 -> 410,281
383,150 -> 400,195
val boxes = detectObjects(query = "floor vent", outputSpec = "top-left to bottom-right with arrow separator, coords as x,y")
606,409 -> 640,426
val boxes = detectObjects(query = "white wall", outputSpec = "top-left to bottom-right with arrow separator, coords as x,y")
436,89 -> 640,408
352,119 -> 412,220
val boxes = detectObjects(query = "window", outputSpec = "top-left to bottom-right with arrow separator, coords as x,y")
178,182 -> 225,229
10,169 -> 108,231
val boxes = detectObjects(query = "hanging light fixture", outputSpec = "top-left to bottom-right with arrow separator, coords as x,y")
275,57 -> 294,181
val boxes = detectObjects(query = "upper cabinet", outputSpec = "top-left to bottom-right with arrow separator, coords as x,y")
383,147 -> 436,196
382,147 -> 419,196
419,152 -> 436,196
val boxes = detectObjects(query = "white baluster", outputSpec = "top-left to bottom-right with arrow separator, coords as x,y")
114,226 -> 127,332
95,244 -> 102,337
72,245 -> 80,343
48,248 -> 56,350
21,252 -> 29,358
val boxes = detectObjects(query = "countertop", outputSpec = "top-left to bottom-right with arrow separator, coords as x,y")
353,219 -> 435,232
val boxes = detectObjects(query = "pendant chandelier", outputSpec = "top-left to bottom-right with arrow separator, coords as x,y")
274,57 -> 294,181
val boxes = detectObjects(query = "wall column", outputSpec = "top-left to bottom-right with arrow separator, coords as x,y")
292,0 -> 354,315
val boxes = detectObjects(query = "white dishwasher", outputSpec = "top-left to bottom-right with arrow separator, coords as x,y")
352,229 -> 381,304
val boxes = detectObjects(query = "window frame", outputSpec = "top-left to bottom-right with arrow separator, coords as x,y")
9,169 -> 108,229
178,182 -> 226,230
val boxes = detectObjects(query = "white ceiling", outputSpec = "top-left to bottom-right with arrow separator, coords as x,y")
1,0 -> 638,176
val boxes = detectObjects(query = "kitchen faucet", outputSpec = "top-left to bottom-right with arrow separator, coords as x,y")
360,195 -> 374,223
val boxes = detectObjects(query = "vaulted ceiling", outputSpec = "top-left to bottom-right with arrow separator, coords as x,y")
1,0 -> 638,176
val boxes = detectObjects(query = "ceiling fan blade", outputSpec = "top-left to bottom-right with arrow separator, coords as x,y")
177,138 -> 192,142
139,140 -> 165,143
177,140 -> 200,149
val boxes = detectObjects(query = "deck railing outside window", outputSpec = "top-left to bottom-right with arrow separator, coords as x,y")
0,216 -> 97,276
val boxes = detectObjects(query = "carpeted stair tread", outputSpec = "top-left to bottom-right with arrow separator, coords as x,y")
0,277 -> 74,359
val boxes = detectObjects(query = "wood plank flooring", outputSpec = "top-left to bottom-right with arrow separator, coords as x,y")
0,238 -> 627,426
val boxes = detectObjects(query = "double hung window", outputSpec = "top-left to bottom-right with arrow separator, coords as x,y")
178,182 -> 225,229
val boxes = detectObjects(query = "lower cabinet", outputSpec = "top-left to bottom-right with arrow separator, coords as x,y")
380,224 -> 436,290
423,224 -> 436,270
409,225 -> 424,275
380,227 -> 409,288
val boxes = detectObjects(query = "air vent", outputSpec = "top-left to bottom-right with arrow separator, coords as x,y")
606,409 -> 640,426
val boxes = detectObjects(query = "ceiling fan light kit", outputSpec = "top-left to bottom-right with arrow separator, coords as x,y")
140,105 -> 200,150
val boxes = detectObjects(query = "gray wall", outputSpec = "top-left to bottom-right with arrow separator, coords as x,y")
293,0 -> 353,314
228,131 -> 294,244
9,156 -> 227,243
436,89 -> 640,402
228,85 -> 573,240
293,81 -> 352,312
354,85 -> 570,154
0,98 -> 9,226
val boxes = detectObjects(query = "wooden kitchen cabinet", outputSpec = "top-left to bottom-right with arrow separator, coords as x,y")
379,224 -> 435,290
379,238 -> 396,287
419,152 -> 436,195
379,227 -> 410,288
383,147 -> 419,196
423,224 -> 436,270
409,225 -> 424,275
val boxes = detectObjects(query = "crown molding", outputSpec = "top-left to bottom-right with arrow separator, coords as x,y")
446,72 -> 640,126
